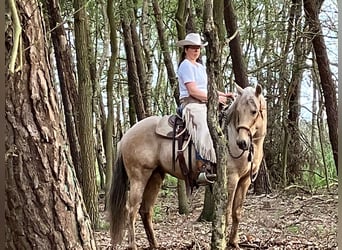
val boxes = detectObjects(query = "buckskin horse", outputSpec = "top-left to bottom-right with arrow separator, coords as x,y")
107,84 -> 267,249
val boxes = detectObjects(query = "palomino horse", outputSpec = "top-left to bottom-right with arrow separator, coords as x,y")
107,84 -> 267,249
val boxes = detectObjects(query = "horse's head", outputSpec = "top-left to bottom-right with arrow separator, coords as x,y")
230,84 -> 267,151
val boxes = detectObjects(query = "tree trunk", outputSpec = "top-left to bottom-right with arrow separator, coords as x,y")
74,0 -> 99,228
286,35 -> 308,183
309,72 -> 318,187
204,1 -> 228,249
197,0 -> 225,222
128,0 -> 152,117
105,0 -> 118,199
223,0 -> 248,87
152,0 -> 179,106
175,0 -> 187,57
197,186 -> 215,221
5,0 -> 96,247
121,0 -> 146,122
141,0 -> 153,104
174,0 -> 191,214
43,0 -> 82,184
177,181 -> 189,214
303,0 -> 338,173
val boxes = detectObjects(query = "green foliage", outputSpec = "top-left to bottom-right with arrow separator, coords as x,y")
301,140 -> 337,189
160,175 -> 178,197
315,224 -> 325,236
98,220 -> 110,230
153,204 -> 163,222
287,225 -> 300,234
164,175 -> 178,187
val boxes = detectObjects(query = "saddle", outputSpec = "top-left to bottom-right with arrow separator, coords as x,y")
155,114 -> 188,139
155,112 -> 216,195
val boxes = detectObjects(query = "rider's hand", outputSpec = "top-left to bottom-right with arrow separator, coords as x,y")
218,95 -> 228,104
224,92 -> 236,99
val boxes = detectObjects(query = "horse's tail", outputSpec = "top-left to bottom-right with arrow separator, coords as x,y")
107,145 -> 128,244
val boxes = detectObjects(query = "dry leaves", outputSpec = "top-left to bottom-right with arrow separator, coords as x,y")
95,185 -> 337,249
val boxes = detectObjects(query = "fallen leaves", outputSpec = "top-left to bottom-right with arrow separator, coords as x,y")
95,186 -> 337,249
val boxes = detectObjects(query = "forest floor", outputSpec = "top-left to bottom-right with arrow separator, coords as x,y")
95,183 -> 338,250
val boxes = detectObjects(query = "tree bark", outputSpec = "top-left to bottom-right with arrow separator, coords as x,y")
121,0 -> 146,122
128,0 -> 152,117
204,1 -> 228,249
223,0 -> 249,87
198,0 -> 224,222
303,0 -> 338,173
44,0 -> 82,184
175,0 -> 187,56
5,0 -> 96,247
141,0 -> 153,102
105,0 -> 118,199
197,186 -> 215,221
152,0 -> 179,106
286,32 -> 308,183
74,0 -> 99,228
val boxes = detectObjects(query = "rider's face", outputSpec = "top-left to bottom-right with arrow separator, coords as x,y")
185,46 -> 201,61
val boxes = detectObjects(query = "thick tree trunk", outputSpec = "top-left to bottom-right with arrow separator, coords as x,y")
74,0 -> 99,228
5,0 -> 96,248
303,0 -> 338,173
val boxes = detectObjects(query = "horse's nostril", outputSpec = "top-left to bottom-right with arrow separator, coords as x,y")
237,140 -> 248,150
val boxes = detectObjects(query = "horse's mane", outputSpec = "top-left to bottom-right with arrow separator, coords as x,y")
220,87 -> 266,136
220,96 -> 239,134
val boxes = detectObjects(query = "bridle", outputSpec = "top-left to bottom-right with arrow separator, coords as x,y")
227,101 -> 266,182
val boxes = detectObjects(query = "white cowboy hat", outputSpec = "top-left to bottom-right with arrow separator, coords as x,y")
176,33 -> 208,48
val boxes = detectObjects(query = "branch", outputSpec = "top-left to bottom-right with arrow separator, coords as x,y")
8,0 -> 22,73
225,29 -> 238,44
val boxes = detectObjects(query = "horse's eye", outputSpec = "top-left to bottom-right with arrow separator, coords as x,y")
251,110 -> 257,115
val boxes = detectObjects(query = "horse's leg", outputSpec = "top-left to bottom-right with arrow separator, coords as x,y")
139,169 -> 165,249
229,175 -> 251,248
127,177 -> 151,250
226,173 -> 239,228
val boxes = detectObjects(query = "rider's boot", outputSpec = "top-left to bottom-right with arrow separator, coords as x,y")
196,160 -> 217,185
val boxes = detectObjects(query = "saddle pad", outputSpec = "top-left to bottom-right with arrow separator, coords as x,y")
155,115 -> 174,138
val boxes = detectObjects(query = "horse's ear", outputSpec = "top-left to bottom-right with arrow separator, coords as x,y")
255,84 -> 262,97
235,83 -> 244,95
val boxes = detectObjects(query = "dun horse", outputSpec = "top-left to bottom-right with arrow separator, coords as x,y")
107,84 -> 267,249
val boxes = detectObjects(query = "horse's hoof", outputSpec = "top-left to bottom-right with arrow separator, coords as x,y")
196,172 -> 216,185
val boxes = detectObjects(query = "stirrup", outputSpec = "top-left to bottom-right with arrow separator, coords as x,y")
196,172 -> 216,185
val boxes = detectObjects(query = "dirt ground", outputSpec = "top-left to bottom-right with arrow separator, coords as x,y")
95,184 -> 338,249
